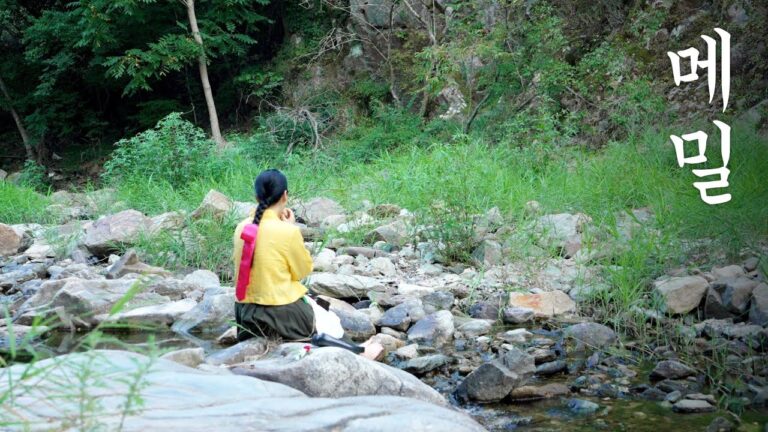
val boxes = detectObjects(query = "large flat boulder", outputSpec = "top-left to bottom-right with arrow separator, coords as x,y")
0,350 -> 485,432
231,346 -> 447,407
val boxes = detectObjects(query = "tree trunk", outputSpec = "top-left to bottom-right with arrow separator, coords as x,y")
185,0 -> 227,149
0,75 -> 35,160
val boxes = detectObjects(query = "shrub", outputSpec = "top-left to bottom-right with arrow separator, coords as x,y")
102,113 -> 217,188
17,159 -> 48,191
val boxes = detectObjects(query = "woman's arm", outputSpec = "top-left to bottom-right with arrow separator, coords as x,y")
286,228 -> 313,281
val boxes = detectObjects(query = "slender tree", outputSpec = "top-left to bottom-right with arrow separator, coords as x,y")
0,72 -> 34,161
183,0 -> 225,148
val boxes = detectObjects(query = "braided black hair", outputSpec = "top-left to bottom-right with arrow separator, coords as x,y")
252,169 -> 288,224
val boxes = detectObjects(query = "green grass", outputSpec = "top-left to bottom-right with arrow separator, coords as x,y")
0,182 -> 52,225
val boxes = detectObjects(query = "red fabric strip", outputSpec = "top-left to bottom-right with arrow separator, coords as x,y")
236,224 -> 259,301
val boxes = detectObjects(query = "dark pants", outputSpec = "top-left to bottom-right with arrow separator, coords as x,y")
235,297 -> 315,342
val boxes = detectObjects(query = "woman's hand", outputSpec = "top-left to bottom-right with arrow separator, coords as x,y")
281,208 -> 296,224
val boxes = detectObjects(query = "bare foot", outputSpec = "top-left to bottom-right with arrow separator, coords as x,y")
360,340 -> 384,361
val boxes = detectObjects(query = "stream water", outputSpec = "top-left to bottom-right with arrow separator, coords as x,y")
26,330 -> 768,431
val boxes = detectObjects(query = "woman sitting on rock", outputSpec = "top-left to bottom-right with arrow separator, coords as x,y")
232,169 -> 382,360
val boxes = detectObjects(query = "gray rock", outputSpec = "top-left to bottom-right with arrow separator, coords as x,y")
457,319 -> 493,338
206,338 -> 269,366
672,399 -> 715,413
366,220 -> 409,246
183,270 -> 220,291
296,198 -> 345,226
312,249 -> 337,272
106,249 -> 170,279
190,189 -> 233,220
83,210 -> 151,255
102,298 -> 197,327
750,283 -> 768,326
535,360 -> 567,376
498,329 -> 532,344
712,277 -> 759,315
744,257 -> 760,272
469,301 -> 501,320
172,288 -> 234,334
380,298 -> 425,331
654,276 -> 709,314
455,360 -> 525,403
502,306 -> 535,324
368,257 -> 397,276
422,291 -> 454,313
334,308 -> 376,341
650,360 -> 696,380
508,383 -> 570,401
534,213 -> 590,257
501,347 -> 536,378
306,273 -> 385,299
232,346 -> 446,407
0,350 -> 484,431
403,354 -> 450,375
705,286 -> 733,319
161,347 -> 205,368
407,311 -> 455,348
712,265 -> 745,279
471,239 -> 503,266
563,322 -> 617,350
567,398 -> 599,414
148,211 -> 185,234
0,223 -> 25,256
706,417 -> 736,432
20,278 -> 170,328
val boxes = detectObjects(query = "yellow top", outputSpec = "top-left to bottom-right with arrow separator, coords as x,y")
232,208 -> 313,305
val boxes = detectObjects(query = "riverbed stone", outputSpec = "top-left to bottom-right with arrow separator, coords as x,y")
672,399 -> 716,413
172,288 -> 235,334
306,273 -> 385,298
102,298 -> 197,327
407,311 -> 455,348
232,346 -> 446,407
749,283 -> 768,326
366,220 -> 408,246
563,322 -> 617,351
567,398 -> 599,414
0,350 -> 484,431
334,307 -> 376,341
469,301 -> 501,320
296,198 -> 345,226
507,290 -> 576,318
83,210 -> 151,255
457,319 -> 493,338
422,291 -> 454,313
536,360 -> 567,376
712,265 -> 745,279
508,383 -> 571,401
368,257 -> 397,276
650,360 -> 696,380
455,360 -> 524,403
0,223 -> 25,256
403,354 -> 450,375
380,298 -> 424,331
654,276 -> 709,314
502,306 -> 535,324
